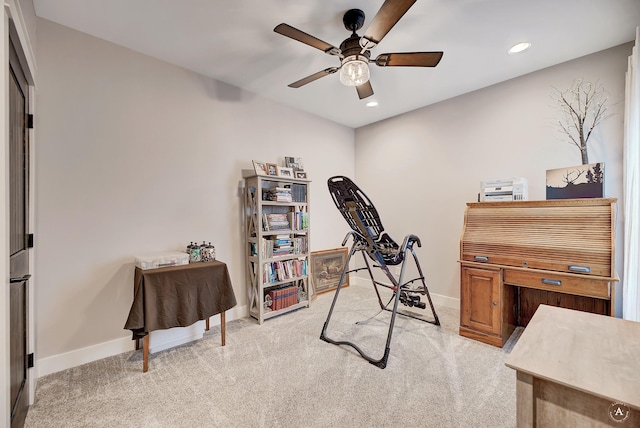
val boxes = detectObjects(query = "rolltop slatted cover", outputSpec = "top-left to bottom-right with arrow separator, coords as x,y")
460,199 -> 616,278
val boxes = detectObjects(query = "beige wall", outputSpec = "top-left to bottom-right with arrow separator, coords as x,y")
355,43 -> 631,313
35,18 -> 354,366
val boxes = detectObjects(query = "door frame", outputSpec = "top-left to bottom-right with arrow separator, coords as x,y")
2,2 -> 36,427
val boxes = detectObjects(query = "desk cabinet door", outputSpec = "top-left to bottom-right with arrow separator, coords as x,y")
461,267 -> 501,335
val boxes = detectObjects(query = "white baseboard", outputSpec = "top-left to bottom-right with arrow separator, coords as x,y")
350,277 -> 459,310
149,324 -> 204,354
430,293 -> 460,310
37,336 -> 135,378
36,305 -> 247,378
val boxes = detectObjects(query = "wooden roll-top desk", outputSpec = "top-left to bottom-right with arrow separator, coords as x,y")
458,198 -> 618,347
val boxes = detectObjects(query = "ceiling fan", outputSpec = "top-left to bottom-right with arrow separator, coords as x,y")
273,0 -> 443,100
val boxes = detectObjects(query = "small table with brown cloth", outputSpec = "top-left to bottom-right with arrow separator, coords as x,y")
124,260 -> 237,372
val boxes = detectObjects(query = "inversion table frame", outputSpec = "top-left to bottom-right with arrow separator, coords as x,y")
320,176 -> 440,368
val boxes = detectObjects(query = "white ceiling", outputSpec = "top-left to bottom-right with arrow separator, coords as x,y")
33,0 -> 640,128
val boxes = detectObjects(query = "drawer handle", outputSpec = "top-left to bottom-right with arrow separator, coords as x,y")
541,278 -> 562,286
474,256 -> 489,262
568,265 -> 591,273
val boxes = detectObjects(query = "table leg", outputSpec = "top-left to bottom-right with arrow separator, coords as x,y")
221,311 -> 226,346
143,335 -> 149,373
516,371 -> 534,427
206,318 -> 210,331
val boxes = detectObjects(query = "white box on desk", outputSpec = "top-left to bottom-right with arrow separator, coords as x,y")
134,252 -> 189,270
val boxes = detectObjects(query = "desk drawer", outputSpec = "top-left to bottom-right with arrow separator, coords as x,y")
503,270 -> 610,300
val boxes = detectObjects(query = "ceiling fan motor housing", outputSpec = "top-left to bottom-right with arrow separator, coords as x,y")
343,9 -> 365,33
339,34 -> 371,60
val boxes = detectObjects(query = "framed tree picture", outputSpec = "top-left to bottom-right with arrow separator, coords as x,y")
546,162 -> 604,199
310,247 -> 349,296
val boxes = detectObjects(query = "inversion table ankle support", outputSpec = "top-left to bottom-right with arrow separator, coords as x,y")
320,176 -> 440,368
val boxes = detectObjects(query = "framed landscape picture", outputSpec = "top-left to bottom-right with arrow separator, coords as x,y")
546,162 -> 604,199
310,247 -> 349,296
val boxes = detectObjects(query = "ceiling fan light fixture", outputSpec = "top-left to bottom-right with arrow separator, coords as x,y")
339,55 -> 370,86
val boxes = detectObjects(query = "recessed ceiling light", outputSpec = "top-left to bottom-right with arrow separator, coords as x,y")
366,100 -> 379,107
508,42 -> 531,54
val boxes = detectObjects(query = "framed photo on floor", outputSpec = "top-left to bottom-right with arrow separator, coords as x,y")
310,247 -> 349,296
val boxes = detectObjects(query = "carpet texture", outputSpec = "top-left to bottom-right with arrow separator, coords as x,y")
25,283 -> 520,427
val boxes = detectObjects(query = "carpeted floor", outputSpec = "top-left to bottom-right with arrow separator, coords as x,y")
25,283 -> 521,427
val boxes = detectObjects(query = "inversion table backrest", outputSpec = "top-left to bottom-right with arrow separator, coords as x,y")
327,176 -> 402,265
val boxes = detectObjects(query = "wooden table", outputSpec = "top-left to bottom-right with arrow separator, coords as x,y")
505,305 -> 639,427
124,261 -> 237,372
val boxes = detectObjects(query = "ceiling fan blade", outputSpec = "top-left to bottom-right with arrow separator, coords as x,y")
274,24 -> 341,55
374,52 -> 444,67
288,67 -> 339,88
356,81 -> 374,99
361,0 -> 417,49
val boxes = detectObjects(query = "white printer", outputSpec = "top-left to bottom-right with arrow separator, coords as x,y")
480,177 -> 528,202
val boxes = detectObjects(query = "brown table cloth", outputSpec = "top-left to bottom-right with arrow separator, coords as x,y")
124,260 -> 237,340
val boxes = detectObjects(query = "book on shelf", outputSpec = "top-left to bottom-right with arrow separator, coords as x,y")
264,186 -> 292,203
260,237 -> 307,258
287,211 -> 308,231
263,258 -> 308,283
267,285 -> 299,311
262,213 -> 291,231
290,184 -> 307,203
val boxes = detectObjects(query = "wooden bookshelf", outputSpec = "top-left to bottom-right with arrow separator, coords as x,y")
242,171 -> 311,324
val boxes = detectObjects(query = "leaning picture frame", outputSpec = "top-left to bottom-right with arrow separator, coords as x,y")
277,166 -> 294,177
266,163 -> 278,176
295,171 -> 307,179
285,156 -> 304,171
310,247 -> 349,297
546,162 -> 604,199
252,160 -> 268,176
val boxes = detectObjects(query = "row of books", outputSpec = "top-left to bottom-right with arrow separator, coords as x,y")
288,211 -> 308,231
262,213 -> 289,231
261,184 -> 307,204
250,236 -> 308,259
264,258 -> 308,283
290,184 -> 307,203
262,211 -> 309,231
263,186 -> 292,202
266,285 -> 299,311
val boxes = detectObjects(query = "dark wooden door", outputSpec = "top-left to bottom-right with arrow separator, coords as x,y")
9,36 -> 30,428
